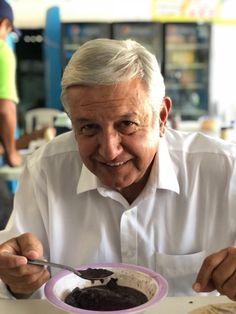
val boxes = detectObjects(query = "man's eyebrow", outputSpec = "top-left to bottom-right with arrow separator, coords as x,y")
119,113 -> 138,119
75,118 -> 94,125
75,113 -> 138,124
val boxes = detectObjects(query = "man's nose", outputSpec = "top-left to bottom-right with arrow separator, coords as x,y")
98,129 -> 123,160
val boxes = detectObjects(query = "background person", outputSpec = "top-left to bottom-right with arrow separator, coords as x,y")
0,0 -> 21,167
0,38 -> 235,300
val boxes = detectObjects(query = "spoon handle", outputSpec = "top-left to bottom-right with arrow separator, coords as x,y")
28,259 -> 113,280
27,259 -> 81,275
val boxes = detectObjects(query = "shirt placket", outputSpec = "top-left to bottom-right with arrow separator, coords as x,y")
120,207 -> 138,264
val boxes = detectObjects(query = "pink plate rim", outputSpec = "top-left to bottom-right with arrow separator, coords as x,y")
44,262 -> 168,314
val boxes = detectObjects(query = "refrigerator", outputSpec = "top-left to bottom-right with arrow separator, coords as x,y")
163,23 -> 211,120
111,22 -> 163,66
61,22 -> 112,69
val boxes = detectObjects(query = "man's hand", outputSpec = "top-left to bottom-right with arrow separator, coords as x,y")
0,232 -> 50,297
193,247 -> 236,300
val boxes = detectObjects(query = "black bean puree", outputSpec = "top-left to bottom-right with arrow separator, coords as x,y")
65,278 -> 148,311
78,268 -> 113,282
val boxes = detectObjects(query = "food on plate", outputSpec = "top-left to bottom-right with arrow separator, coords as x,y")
78,267 -> 113,282
64,278 -> 148,310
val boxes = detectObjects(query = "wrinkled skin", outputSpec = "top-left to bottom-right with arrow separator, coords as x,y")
67,78 -> 171,203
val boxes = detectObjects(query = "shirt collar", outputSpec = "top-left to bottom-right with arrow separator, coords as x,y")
76,136 -> 180,195
77,165 -> 100,194
153,136 -> 180,194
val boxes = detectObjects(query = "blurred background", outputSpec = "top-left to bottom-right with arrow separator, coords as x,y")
7,0 -> 236,139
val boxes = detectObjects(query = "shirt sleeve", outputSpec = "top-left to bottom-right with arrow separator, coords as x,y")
2,163 -> 48,240
0,282 -> 16,299
0,280 -> 45,299
0,162 -> 50,299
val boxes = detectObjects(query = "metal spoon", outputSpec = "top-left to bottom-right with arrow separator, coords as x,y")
27,259 -> 113,281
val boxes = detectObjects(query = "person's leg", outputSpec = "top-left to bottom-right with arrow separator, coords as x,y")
0,99 -> 22,167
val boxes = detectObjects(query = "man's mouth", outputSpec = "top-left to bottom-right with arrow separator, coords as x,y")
103,161 -> 128,167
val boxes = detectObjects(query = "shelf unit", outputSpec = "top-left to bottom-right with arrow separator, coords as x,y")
163,23 -> 211,120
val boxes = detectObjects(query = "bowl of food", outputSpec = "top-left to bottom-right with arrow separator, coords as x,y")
44,262 -> 168,314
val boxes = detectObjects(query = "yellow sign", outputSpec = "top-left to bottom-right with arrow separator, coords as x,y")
152,0 -> 236,24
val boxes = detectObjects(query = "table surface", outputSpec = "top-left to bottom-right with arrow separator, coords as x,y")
0,296 -> 234,314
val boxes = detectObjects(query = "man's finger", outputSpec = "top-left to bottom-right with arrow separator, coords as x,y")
15,232 -> 44,260
0,252 -> 27,268
193,248 -> 228,292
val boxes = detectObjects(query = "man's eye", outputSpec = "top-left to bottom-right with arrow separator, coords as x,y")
119,121 -> 138,133
79,124 -> 99,136
121,121 -> 133,126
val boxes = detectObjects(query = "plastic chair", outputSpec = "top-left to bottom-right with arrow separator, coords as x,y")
24,108 -> 62,133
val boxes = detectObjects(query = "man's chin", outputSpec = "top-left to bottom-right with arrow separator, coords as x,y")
100,179 -> 131,191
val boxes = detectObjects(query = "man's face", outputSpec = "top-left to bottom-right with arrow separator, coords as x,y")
67,77 -> 169,198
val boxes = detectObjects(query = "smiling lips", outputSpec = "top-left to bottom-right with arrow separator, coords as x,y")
101,160 -> 129,167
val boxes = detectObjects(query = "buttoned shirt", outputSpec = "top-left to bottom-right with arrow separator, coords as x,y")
0,129 -> 236,298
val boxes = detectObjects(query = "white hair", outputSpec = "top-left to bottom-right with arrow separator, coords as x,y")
61,38 -> 165,115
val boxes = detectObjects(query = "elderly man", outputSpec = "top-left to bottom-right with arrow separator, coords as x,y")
0,38 -> 235,300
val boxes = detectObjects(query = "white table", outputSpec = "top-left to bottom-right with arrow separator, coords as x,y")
0,296 -> 234,314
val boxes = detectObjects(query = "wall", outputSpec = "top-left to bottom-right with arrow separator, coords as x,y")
210,24 -> 236,121
11,0 -> 151,28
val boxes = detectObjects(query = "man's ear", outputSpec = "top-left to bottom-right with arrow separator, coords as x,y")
159,97 -> 172,137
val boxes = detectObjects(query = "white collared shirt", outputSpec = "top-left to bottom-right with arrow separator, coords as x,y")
1,129 -> 236,298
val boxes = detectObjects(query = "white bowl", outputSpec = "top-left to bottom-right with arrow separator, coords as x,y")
44,262 -> 168,314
